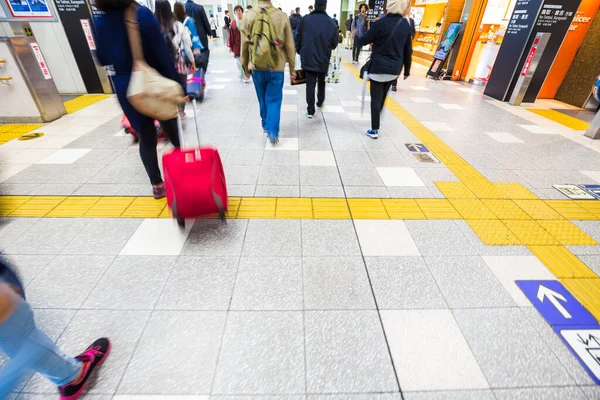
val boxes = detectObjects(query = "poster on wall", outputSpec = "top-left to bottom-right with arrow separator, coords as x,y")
4,0 -> 53,18
427,22 -> 463,79
410,6 -> 424,28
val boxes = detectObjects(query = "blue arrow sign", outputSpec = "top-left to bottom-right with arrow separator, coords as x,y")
405,143 -> 429,153
516,280 -> 598,327
554,325 -> 600,385
580,185 -> 600,200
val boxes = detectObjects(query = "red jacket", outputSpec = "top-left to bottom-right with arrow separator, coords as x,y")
228,20 -> 241,57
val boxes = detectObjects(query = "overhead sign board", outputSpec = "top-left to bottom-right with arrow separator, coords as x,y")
554,326 -> 600,384
516,280 -> 598,326
4,0 -> 54,18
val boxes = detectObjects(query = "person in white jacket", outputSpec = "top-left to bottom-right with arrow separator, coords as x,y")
209,13 -> 218,37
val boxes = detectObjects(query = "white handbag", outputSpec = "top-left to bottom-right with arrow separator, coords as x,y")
125,5 -> 184,120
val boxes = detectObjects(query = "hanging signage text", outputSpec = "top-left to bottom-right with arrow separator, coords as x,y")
30,42 -> 51,80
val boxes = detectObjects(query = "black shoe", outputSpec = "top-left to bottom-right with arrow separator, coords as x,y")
391,85 -> 397,92
59,338 -> 111,400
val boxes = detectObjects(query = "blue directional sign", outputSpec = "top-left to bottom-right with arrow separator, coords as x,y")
554,325 -> 600,385
405,143 -> 429,153
516,280 -> 598,327
580,185 -> 600,200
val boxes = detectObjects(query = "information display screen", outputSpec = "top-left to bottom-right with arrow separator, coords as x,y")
4,0 -> 53,18
433,22 -> 462,61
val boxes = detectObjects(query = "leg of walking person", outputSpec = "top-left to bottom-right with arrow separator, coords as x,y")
136,116 -> 165,197
252,70 -> 268,132
380,80 -> 393,112
264,71 -> 284,143
316,72 -> 326,108
305,70 -> 317,117
159,117 -> 181,148
391,77 -> 398,91
352,37 -> 358,61
368,80 -> 385,138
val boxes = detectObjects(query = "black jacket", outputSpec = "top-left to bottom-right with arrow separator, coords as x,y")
295,10 -> 338,73
357,13 -> 412,77
289,13 -> 302,31
345,17 -> 352,31
185,0 -> 211,49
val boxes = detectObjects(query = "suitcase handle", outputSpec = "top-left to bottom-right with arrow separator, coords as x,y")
177,98 -> 202,160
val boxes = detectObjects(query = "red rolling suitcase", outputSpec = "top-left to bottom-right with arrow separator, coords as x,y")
162,98 -> 228,228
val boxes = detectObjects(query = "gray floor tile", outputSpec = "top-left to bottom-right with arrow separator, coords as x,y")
232,137 -> 267,150
228,184 -> 256,196
118,311 -> 226,394
300,185 -> 345,197
308,396 -> 401,400
493,387 -> 587,400
73,148 -> 125,165
255,185 -> 300,197
262,150 -> 299,165
61,218 -> 142,255
338,166 -> 384,186
302,220 -> 360,256
368,150 -> 408,167
300,166 -> 342,186
403,391 -> 495,400
242,219 -> 302,256
581,386 -> 600,399
2,218 -> 90,255
335,151 -> 374,166
25,310 -> 151,395
86,164 -> 142,184
303,257 -> 375,310
305,310 -> 398,393
73,183 -> 126,195
156,256 -> 239,310
212,311 -> 305,395
27,255 -> 114,308
225,165 -> 261,185
366,257 -> 447,309
258,165 -> 300,185
230,257 -> 303,310
0,183 -> 37,195
0,217 -> 39,252
1,254 -> 54,287
213,396 -> 304,400
27,183 -> 81,195
425,256 -> 515,308
405,221 -> 477,256
578,255 -> 600,276
182,219 -> 248,256
345,186 -> 390,198
453,308 -> 575,388
83,256 -> 176,310
225,149 -> 264,165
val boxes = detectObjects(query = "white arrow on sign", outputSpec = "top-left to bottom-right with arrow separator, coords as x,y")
407,144 -> 425,152
537,285 -> 572,319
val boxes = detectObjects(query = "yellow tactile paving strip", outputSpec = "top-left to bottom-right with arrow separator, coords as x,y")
527,108 -> 590,131
342,60 -> 600,320
63,95 -> 111,114
0,123 -> 45,144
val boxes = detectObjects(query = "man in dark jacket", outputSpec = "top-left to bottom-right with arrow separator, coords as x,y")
295,0 -> 338,118
289,7 -> 302,37
185,0 -> 212,65
345,14 -> 353,49
391,13 -> 415,91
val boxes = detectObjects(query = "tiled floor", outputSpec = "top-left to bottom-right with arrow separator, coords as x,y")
1,42 -> 600,399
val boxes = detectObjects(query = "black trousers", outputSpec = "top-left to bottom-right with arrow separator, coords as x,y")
305,70 -> 326,115
138,117 -> 180,185
352,37 -> 362,61
369,80 -> 394,131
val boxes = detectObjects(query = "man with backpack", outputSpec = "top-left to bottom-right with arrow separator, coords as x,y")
241,0 -> 296,144
295,0 -> 338,118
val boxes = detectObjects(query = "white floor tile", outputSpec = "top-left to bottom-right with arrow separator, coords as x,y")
265,138 -> 298,151
580,171 -> 600,184
27,136 -> 78,149
422,121 -> 454,132
207,85 -> 226,90
114,128 -> 129,137
0,148 -> 23,162
3,149 -> 56,164
114,397 -> 209,400
322,105 -> 345,113
215,78 -> 233,82
0,163 -> 29,183
341,100 -> 361,107
347,112 -> 370,121
283,89 -> 297,95
209,70 -> 226,74
410,86 -> 430,91
282,104 -> 298,112
357,95 -> 371,101
299,151 -> 336,166
439,103 -> 464,110
120,219 -> 192,256
37,149 -> 91,164
443,81 -> 460,86
459,87 -> 474,92
482,256 -> 556,307
410,97 -> 434,103
355,220 -> 420,256
485,132 -> 524,143
518,124 -> 553,134
326,86 -> 334,92
381,309 -> 489,391
377,167 -> 425,187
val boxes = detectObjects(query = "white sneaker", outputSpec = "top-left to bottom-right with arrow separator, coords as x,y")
244,78 -> 251,83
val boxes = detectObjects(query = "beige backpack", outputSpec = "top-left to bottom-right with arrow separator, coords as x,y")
125,5 -> 184,120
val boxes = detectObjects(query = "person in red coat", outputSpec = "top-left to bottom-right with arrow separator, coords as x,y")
228,5 -> 249,82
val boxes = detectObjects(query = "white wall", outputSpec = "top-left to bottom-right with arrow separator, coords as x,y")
29,20 -> 86,94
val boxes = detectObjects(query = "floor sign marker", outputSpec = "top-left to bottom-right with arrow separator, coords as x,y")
516,280 -> 598,326
405,143 -> 430,153
553,184 -> 596,200
554,326 -> 600,385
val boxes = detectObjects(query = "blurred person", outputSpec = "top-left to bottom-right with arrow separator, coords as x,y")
308,5 -> 313,12
332,13 -> 338,26
223,10 -> 231,45
209,13 -> 218,37
241,0 -> 296,144
295,0 -> 338,118
246,4 -> 252,9
345,14 -> 353,49
352,3 -> 368,63
174,2 -> 204,56
357,0 -> 411,139
155,0 -> 195,119
0,258 -> 110,399
391,4 -> 415,92
185,0 -> 212,65
95,0 -> 182,198
289,7 -> 302,38
228,5 -> 248,82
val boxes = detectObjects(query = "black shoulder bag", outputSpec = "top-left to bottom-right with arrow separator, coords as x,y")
360,16 -> 405,79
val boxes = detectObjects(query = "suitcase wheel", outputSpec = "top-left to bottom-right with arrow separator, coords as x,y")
219,211 -> 226,222
177,217 -> 185,230
172,198 -> 185,230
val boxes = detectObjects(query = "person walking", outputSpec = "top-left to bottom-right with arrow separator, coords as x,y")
391,6 -> 415,91
228,5 -> 248,82
209,13 -> 218,37
345,14 -> 353,49
223,10 -> 231,46
289,7 -> 302,38
185,0 -> 211,65
356,0 -> 412,139
241,0 -> 296,144
95,0 -> 182,198
0,258 -> 111,399
295,0 -> 338,118
352,3 -> 368,63
332,13 -> 338,26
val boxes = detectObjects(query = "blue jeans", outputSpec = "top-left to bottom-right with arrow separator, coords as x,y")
252,70 -> 284,138
0,287 -> 81,396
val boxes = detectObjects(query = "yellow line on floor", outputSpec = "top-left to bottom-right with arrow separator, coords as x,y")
342,60 -> 600,320
527,108 -> 590,131
63,95 -> 110,114
0,124 -> 45,144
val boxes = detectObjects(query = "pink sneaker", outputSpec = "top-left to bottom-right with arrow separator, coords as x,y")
59,338 -> 111,400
